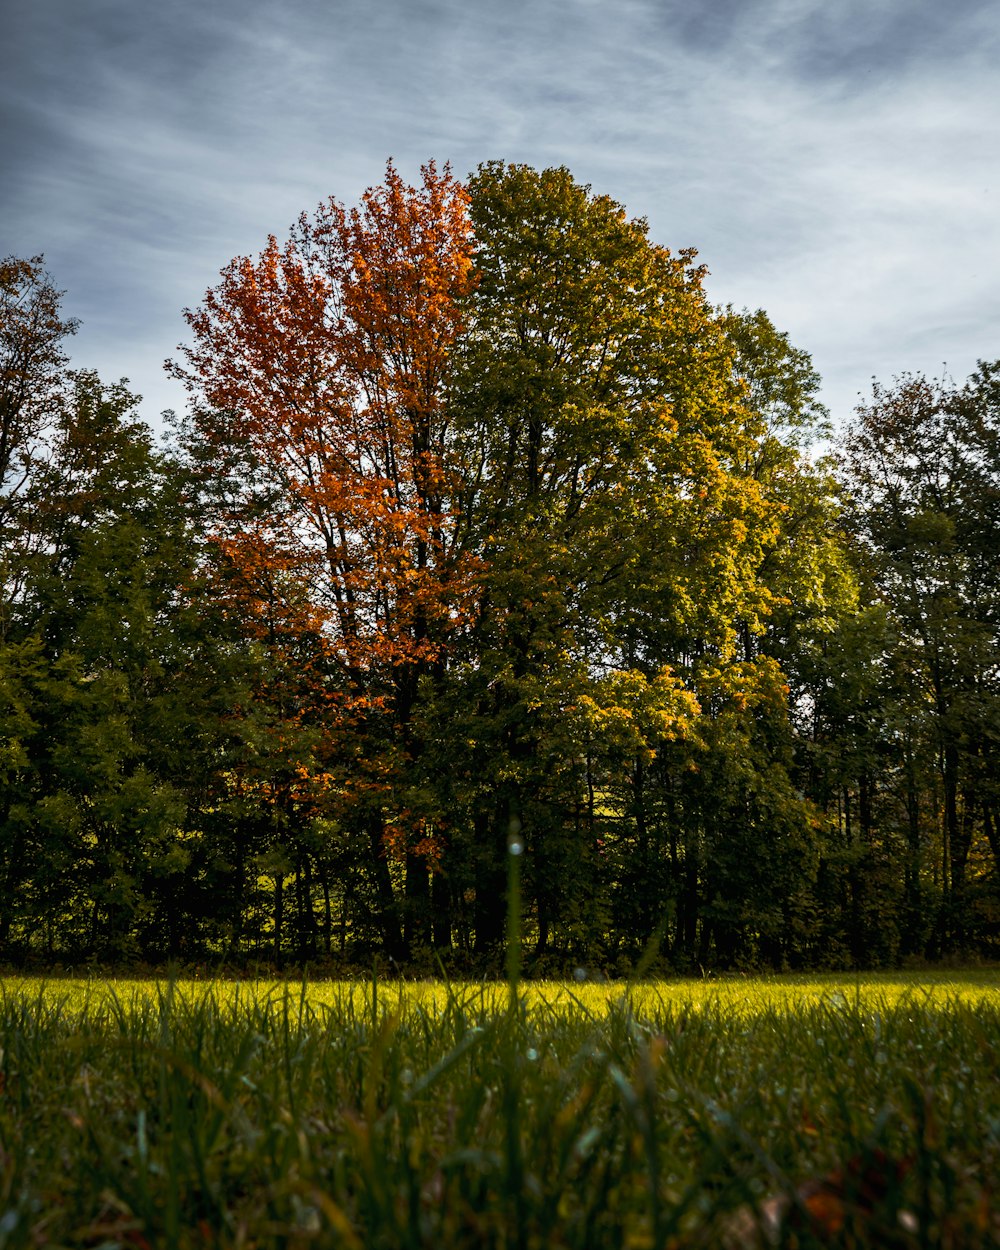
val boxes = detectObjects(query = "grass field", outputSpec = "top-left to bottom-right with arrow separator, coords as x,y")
1,970 -> 999,1247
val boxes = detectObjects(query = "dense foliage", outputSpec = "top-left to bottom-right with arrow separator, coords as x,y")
2,164 -> 999,970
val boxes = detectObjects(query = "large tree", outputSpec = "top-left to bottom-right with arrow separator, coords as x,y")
592,304 -> 848,969
0,371 -> 248,958
440,164 -> 786,955
171,161 -> 479,955
840,364 -> 1000,952
172,162 -> 847,965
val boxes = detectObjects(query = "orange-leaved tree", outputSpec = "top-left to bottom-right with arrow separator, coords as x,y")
170,161 -> 478,955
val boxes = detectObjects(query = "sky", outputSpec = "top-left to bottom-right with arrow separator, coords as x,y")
2,0 -> 998,433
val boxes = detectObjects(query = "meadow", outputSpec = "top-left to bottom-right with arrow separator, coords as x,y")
1,970 -> 998,1247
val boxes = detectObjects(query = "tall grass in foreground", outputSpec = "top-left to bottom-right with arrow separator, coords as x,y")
0,976 -> 998,1247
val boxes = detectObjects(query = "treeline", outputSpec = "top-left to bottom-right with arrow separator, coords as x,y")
2,162 -> 998,971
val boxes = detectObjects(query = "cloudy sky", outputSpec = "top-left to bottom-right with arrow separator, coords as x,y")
3,0 -> 998,431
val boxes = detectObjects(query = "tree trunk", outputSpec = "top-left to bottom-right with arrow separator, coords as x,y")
430,868 -> 451,949
318,864 -> 332,956
368,811 -> 404,959
945,745 -> 970,946
902,750 -> 923,954
404,849 -> 431,951
844,785 -> 863,967
474,803 -> 509,955
984,802 -> 1000,870
272,873 -> 284,966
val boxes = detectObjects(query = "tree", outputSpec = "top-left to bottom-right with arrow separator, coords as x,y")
720,306 -> 831,452
0,371 -> 254,959
171,161 -> 478,956
606,307 -> 848,969
171,162 -> 845,967
841,364 -> 1000,953
442,166 -> 794,957
0,256 -> 77,519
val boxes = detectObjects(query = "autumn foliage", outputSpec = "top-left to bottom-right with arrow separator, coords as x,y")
171,161 -> 479,673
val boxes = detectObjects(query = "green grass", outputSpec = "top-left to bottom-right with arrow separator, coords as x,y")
1,972 -> 999,1247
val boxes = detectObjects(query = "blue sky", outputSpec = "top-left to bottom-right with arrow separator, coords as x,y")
3,0 -> 998,429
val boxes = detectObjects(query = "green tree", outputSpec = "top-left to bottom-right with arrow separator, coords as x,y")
0,372 -> 254,959
442,165 -> 792,958
840,365 -> 1000,953
0,255 -> 77,523
598,307 -> 850,970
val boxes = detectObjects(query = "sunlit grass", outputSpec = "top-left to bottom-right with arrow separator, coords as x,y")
4,967 -> 999,1020
1,970 -> 999,1246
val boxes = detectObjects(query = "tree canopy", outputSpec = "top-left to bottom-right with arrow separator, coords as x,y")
1,167 -> 998,971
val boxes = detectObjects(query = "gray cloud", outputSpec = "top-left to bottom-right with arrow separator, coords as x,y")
1,0 -> 997,425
